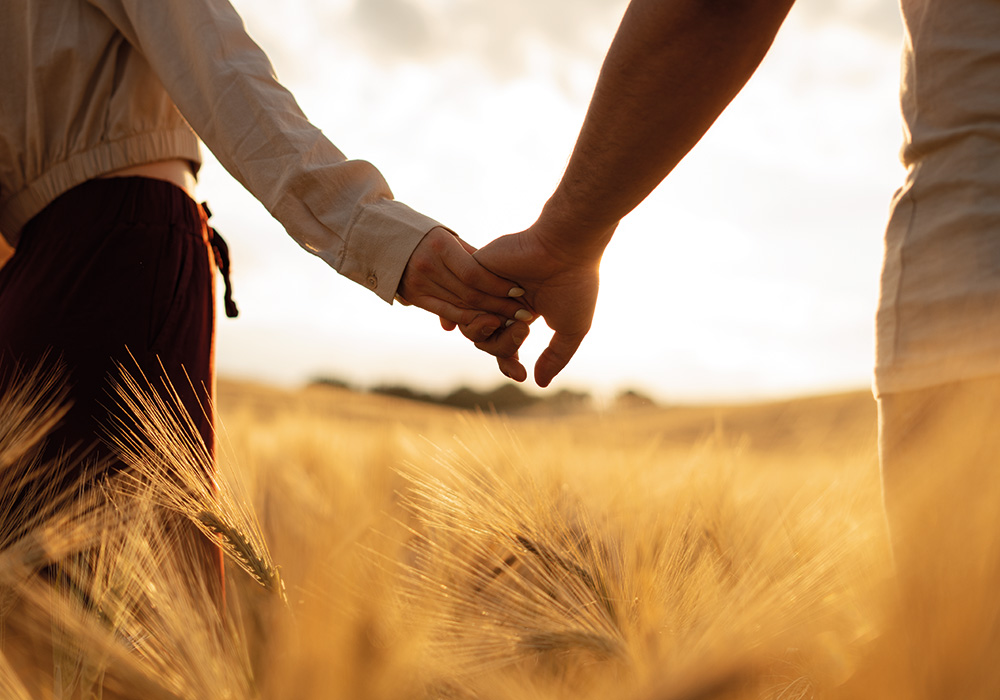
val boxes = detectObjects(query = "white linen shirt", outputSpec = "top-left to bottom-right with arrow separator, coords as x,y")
0,0 -> 441,302
875,0 -> 1000,393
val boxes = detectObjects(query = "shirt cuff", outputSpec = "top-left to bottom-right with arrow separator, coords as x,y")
338,199 -> 445,304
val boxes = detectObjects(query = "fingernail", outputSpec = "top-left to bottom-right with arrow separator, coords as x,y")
512,332 -> 526,345
508,287 -> 525,298
482,326 -> 499,338
514,309 -> 533,322
505,319 -> 515,328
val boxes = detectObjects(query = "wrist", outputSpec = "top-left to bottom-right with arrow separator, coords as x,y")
534,196 -> 617,267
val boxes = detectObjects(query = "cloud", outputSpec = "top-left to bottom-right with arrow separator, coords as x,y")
342,0 -> 629,78
235,0 -> 903,91
350,0 -> 433,58
342,0 -> 903,72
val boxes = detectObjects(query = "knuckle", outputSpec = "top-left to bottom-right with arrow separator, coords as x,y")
457,265 -> 481,284
464,289 -> 488,307
413,257 -> 435,276
429,231 -> 450,253
458,309 -> 480,326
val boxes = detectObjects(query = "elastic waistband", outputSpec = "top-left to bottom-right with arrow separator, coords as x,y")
19,176 -> 239,318
1,128 -> 203,246
25,176 -> 203,238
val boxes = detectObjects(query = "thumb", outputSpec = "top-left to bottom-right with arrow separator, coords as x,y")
473,232 -> 523,277
455,236 -> 478,256
534,331 -> 586,388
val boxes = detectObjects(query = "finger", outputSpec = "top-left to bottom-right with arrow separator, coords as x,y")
406,231 -> 530,320
440,317 -> 457,331
414,294 -> 502,335
534,331 -> 587,388
474,321 -> 529,358
421,282 -> 532,323
441,243 -> 527,311
497,354 -> 527,383
448,284 -> 528,321
462,313 -> 503,342
413,288 -> 534,340
421,228 -> 525,302
403,258 -> 530,321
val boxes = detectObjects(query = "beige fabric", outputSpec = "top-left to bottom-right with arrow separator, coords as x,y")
875,0 -> 1000,393
0,0 -> 441,302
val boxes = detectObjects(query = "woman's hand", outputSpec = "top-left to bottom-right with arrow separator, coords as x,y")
397,227 -> 531,357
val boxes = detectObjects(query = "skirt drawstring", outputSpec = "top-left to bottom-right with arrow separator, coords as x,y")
201,202 -> 239,319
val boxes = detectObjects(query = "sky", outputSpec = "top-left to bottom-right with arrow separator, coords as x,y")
199,0 -> 907,403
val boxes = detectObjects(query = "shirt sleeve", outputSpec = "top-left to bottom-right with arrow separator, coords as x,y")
86,0 -> 439,302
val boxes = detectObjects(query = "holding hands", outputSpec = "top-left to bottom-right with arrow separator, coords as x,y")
396,221 -> 606,387
397,0 -> 796,387
396,226 -> 532,359
473,218 -> 610,387
401,0 -> 792,387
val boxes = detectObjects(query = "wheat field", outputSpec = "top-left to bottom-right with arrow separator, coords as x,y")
1,372 -> 998,699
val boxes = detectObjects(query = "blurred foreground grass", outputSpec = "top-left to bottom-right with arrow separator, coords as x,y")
210,380 -> 890,699
3,376 -> 983,698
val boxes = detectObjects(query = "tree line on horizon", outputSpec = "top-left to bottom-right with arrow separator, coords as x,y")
307,376 -> 658,414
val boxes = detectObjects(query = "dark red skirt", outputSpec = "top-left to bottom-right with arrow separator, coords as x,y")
0,176 -> 217,477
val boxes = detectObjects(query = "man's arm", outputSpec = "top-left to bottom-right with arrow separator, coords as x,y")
476,0 -> 796,385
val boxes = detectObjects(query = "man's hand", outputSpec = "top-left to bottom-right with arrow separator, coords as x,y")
473,221 -> 607,387
397,227 -> 531,356
456,0 -> 794,385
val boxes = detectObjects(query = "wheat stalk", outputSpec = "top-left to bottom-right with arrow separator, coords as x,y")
104,362 -> 284,599
0,355 -> 70,471
0,359 -> 268,698
0,359 -> 100,560
26,484 -> 256,700
0,649 -> 31,700
391,432 -> 629,681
